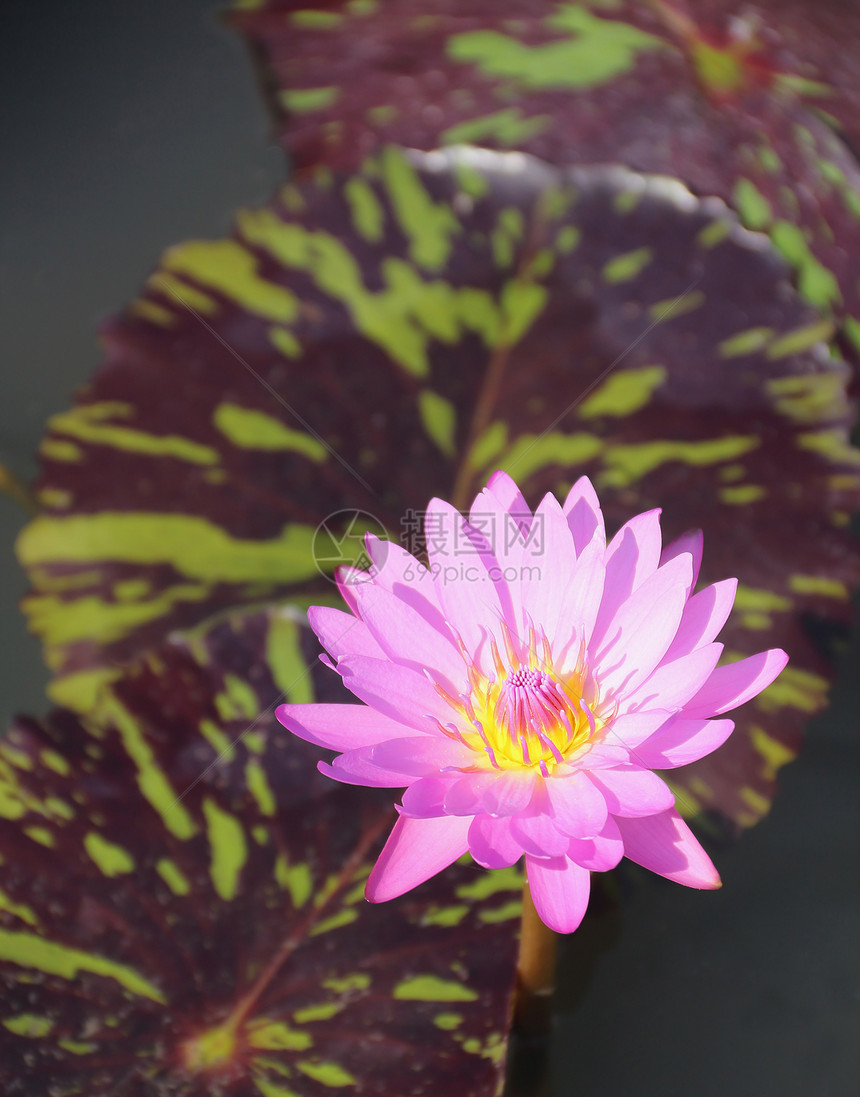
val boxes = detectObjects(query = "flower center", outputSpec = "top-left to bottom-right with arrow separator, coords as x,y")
485,663 -> 588,770
432,626 -> 601,774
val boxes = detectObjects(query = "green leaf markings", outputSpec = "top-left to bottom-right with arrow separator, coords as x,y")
231,0 -> 860,327
21,148 -> 859,827
0,612 -> 517,1096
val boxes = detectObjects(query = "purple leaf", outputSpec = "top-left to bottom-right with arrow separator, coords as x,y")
0,610 -> 518,1095
231,0 -> 860,322
18,149 -> 859,826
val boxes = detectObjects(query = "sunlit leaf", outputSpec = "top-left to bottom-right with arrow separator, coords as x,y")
0,610 -> 518,1095
230,0 -> 860,322
19,148 -> 859,827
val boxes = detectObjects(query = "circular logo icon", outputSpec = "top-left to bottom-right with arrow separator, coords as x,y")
312,509 -> 389,584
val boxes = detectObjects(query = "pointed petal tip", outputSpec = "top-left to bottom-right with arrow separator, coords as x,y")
275,701 -> 319,740
364,880 -> 384,905
562,476 -> 602,523
754,646 -> 790,692
772,648 -> 790,671
568,473 -> 597,498
363,529 -> 385,564
486,468 -> 516,491
615,809 -> 721,889
689,646 -> 790,718
692,864 -> 722,890
481,469 -> 532,526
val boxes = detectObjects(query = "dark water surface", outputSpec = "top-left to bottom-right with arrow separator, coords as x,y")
2,4 -> 858,1095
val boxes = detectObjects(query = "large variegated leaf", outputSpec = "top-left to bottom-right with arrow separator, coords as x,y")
0,610 -> 519,1096
19,148 -> 860,827
231,0 -> 860,326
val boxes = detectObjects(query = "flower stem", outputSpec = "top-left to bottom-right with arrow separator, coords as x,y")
504,881 -> 556,1097
513,879 -> 557,1038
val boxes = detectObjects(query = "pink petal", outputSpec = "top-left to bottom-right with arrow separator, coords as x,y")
474,471 -> 533,567
364,536 -> 449,632
551,534 -> 606,663
307,605 -> 385,662
588,767 -> 675,818
663,579 -> 737,661
567,816 -> 624,871
659,529 -> 703,588
319,752 -> 412,788
562,476 -> 605,556
324,736 -> 475,791
334,565 -> 363,615
424,498 -> 509,654
371,735 -> 475,776
468,814 -> 524,868
598,709 -> 674,753
444,769 -> 537,817
684,648 -> 789,717
594,508 -> 664,632
526,855 -> 591,934
546,770 -> 608,838
621,643 -> 724,714
276,703 -> 413,751
350,583 -> 466,693
366,815 -> 472,902
570,743 -> 630,768
615,808 -> 721,888
510,812 -> 570,857
337,656 -> 448,729
520,493 -> 579,645
464,496 -> 527,635
485,470 -> 532,522
632,717 -> 735,769
400,775 -> 451,817
592,554 -> 692,698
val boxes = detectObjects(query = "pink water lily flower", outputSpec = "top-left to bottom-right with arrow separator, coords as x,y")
278,473 -> 788,933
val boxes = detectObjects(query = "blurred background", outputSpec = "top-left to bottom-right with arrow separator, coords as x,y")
1,3 -> 857,1094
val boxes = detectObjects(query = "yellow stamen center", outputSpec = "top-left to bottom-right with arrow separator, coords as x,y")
435,626 -> 602,774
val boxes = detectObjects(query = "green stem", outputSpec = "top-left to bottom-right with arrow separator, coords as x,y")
513,879 -> 557,1038
504,880 -> 556,1097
